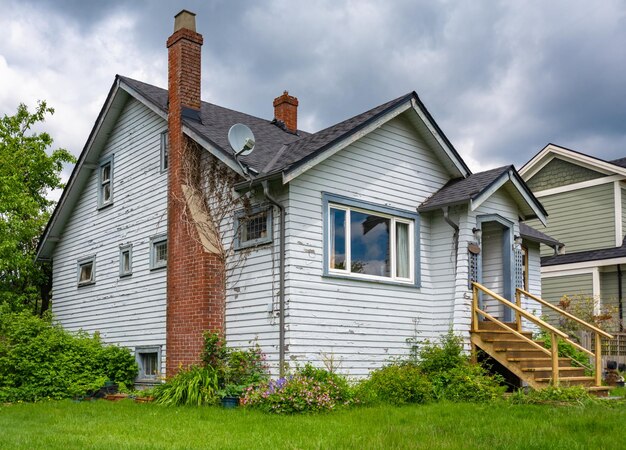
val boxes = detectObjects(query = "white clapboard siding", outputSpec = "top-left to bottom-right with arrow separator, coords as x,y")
284,114 -> 456,377
52,97 -> 168,373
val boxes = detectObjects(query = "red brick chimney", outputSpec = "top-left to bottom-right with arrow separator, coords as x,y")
166,10 -> 224,376
273,91 -> 299,133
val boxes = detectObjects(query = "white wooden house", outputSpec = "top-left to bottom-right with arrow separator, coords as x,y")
36,10 -> 559,383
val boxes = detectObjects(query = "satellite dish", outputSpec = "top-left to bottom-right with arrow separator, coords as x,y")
228,124 -> 256,156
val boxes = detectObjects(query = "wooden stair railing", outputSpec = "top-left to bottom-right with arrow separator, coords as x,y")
472,282 -> 612,393
515,287 -> 614,387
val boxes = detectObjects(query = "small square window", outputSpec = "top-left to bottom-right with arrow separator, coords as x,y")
98,156 -> 114,208
235,206 -> 273,249
160,131 -> 168,172
135,346 -> 161,381
77,256 -> 95,286
119,244 -> 132,277
150,235 -> 167,269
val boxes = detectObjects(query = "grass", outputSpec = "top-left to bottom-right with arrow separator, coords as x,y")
1,399 -> 625,449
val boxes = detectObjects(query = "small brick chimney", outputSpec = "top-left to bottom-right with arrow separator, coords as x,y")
273,91 -> 299,133
166,10 -> 225,376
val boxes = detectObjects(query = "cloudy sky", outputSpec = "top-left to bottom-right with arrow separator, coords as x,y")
2,0 -> 626,176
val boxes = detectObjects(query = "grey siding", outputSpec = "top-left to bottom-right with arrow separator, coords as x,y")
284,114 -> 454,376
542,274 -> 593,324
526,183 -> 615,256
622,188 -> 626,243
51,98 -> 168,373
600,268 -> 625,312
526,158 -> 604,191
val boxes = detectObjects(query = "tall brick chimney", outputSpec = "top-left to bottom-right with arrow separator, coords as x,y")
273,91 -> 299,133
166,10 -> 225,376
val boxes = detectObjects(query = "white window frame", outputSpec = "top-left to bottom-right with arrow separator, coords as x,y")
98,155 -> 114,208
323,192 -> 419,286
150,235 -> 167,270
119,244 -> 133,277
160,131 -> 168,173
77,256 -> 96,286
135,346 -> 161,381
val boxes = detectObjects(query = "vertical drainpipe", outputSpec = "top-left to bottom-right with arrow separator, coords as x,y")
262,180 -> 286,377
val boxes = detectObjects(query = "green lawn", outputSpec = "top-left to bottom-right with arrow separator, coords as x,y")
1,399 -> 625,449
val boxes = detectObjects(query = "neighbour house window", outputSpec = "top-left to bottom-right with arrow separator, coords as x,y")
150,235 -> 167,269
160,131 -> 168,172
135,347 -> 161,380
77,256 -> 95,286
235,206 -> 273,249
119,244 -> 132,277
323,193 -> 419,285
98,156 -> 114,208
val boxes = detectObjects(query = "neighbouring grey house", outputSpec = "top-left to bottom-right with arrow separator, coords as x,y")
521,143 -> 626,328
36,10 -> 557,381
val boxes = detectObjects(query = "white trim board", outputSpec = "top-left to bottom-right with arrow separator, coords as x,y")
615,181 -> 623,247
541,256 -> 626,273
533,174 -> 624,197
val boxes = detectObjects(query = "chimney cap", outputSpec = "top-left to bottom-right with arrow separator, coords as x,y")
174,10 -> 196,32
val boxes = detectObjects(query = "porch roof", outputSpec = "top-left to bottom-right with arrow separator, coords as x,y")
519,223 -> 562,248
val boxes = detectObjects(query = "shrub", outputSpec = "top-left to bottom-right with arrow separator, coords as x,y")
296,363 -> 353,403
417,330 -> 467,375
357,364 -> 433,405
241,373 -> 349,414
153,365 -> 218,406
509,385 -> 594,405
434,364 -> 506,402
0,306 -> 137,402
536,331 -> 590,370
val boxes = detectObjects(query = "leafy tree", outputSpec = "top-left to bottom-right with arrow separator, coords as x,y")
0,101 -> 75,313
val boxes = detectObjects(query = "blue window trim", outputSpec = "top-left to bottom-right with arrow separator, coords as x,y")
322,192 -> 420,287
135,346 -> 161,381
149,234 -> 167,270
234,205 -> 273,250
97,154 -> 114,209
77,255 -> 96,287
160,131 -> 168,173
119,244 -> 133,277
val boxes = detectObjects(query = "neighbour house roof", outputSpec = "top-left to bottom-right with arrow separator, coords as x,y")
519,222 -> 562,249
542,239 -> 626,266
519,143 -> 626,180
418,165 -> 548,225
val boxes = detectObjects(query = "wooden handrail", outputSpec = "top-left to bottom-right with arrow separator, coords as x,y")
476,309 -> 551,356
516,288 -> 614,340
472,283 -> 568,339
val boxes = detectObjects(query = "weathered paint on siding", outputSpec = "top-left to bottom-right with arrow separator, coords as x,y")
526,183 -> 615,256
284,114 -> 454,376
542,274 -> 593,324
526,158 -> 604,191
51,98 -> 168,373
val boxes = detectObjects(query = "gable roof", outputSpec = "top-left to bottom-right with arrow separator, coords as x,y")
418,165 -> 548,224
519,143 -> 626,181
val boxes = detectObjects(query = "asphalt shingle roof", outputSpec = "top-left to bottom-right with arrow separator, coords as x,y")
418,166 -> 511,212
542,239 -> 626,266
519,223 -> 562,248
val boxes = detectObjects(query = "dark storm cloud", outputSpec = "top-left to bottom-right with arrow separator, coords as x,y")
7,0 -> 626,171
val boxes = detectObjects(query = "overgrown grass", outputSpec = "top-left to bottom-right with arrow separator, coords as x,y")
1,399 -> 625,449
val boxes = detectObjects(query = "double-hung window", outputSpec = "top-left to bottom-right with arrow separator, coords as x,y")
98,155 -> 114,208
150,235 -> 167,270
323,193 -> 419,285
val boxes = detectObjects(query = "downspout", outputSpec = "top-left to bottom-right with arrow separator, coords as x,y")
618,264 -> 623,331
442,206 -> 459,274
262,180 -> 286,377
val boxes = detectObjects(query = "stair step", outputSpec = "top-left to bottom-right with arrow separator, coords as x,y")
508,357 -> 573,368
587,386 -> 613,398
522,367 -> 586,378
475,330 -> 534,341
487,338 -> 542,350
534,376 -> 596,387
477,321 -> 517,331
495,348 -> 550,358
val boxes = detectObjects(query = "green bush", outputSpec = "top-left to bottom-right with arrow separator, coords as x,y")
296,364 -> 354,404
357,364 -> 433,405
153,365 -> 218,406
0,306 -> 137,402
536,331 -> 590,370
416,330 -> 467,375
434,364 -> 506,402
509,385 -> 594,405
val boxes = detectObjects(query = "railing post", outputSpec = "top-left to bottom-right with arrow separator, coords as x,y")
594,331 -> 602,387
515,289 -> 522,332
472,284 -> 479,332
551,332 -> 559,386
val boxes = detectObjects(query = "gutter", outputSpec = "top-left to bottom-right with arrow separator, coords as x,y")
262,180 -> 286,377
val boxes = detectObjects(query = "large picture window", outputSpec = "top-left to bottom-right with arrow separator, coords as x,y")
324,193 -> 419,285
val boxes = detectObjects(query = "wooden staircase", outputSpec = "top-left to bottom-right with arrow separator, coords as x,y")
470,283 -> 614,397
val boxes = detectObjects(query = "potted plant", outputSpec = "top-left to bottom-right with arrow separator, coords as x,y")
218,384 -> 244,408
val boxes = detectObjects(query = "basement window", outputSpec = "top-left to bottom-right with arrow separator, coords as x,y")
136,347 -> 161,380
98,155 -> 114,208
160,131 -> 168,172
150,235 -> 167,270
323,193 -> 419,286
234,206 -> 273,249
77,256 -> 95,286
